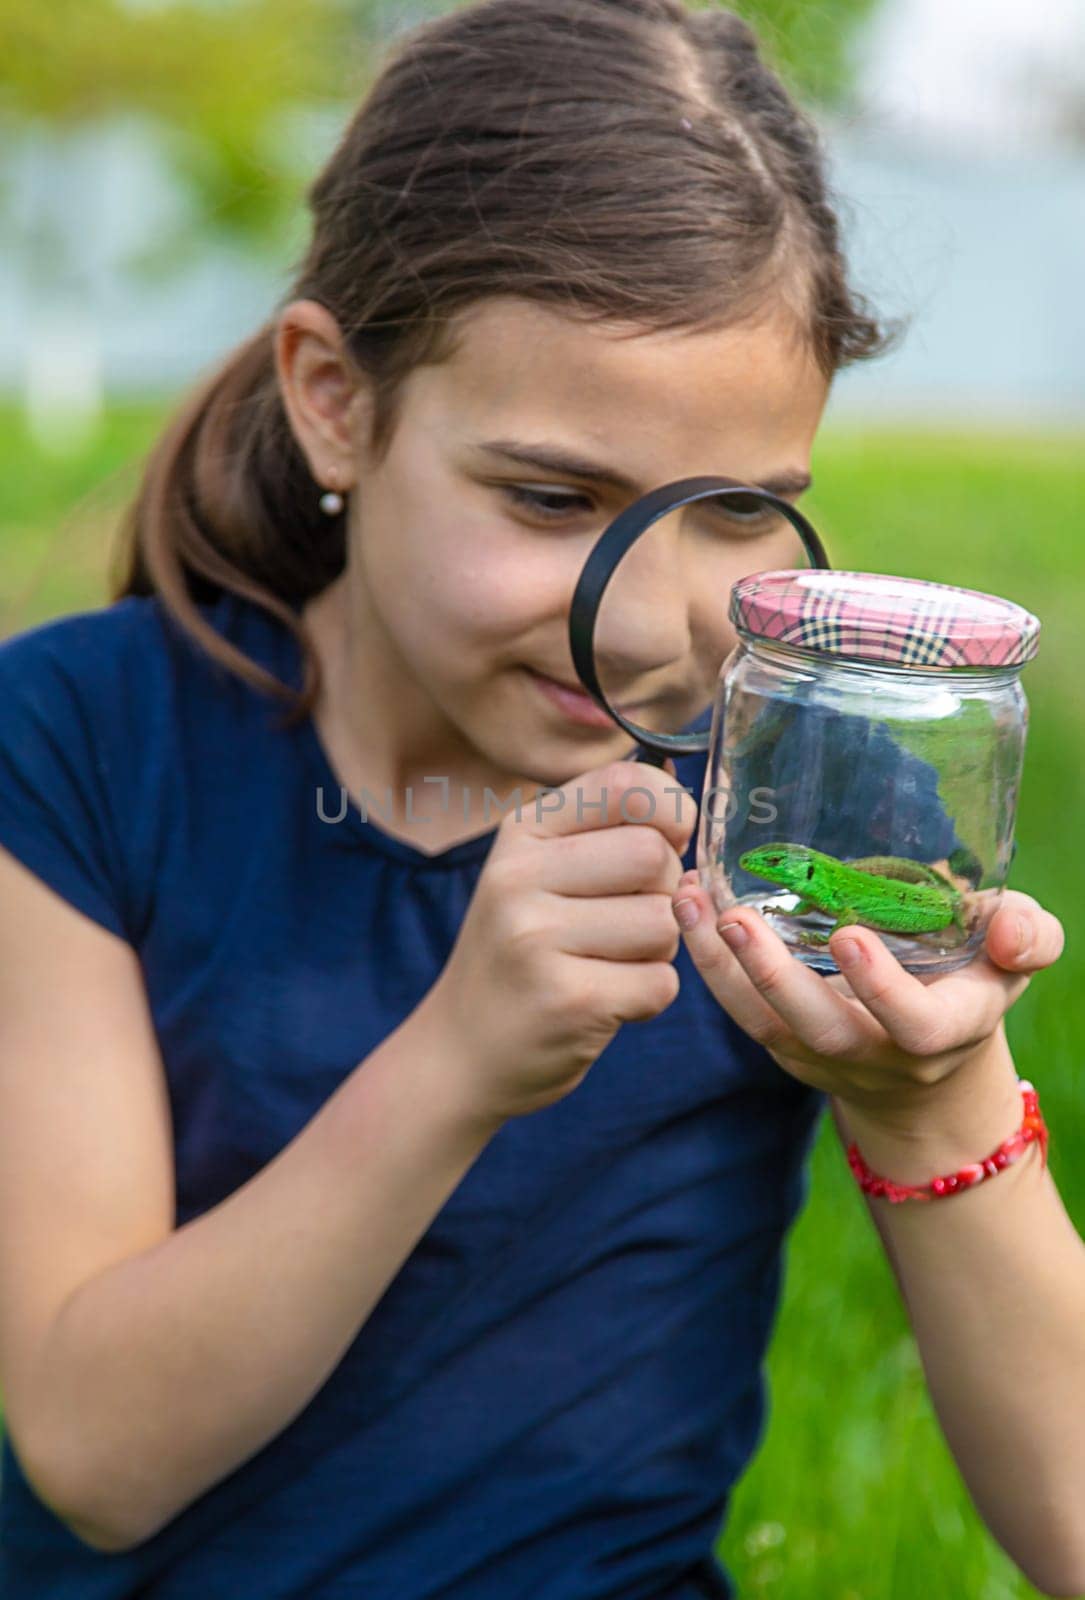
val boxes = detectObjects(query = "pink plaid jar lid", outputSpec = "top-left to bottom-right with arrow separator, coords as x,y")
729,569 -> 1040,670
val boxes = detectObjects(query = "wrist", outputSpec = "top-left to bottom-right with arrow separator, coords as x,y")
833,1027 -> 1026,1187
409,988 -> 510,1143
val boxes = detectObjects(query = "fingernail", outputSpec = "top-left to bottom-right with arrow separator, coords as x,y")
673,899 -> 700,931
1013,915 -> 1031,959
719,918 -> 748,950
834,937 -> 862,968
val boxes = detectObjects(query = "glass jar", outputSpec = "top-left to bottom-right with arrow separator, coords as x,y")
698,570 -> 1041,976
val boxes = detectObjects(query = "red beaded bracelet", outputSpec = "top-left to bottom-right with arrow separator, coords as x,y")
846,1079 -> 1049,1204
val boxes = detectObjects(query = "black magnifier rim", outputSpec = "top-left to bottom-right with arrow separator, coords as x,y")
568,475 -> 831,764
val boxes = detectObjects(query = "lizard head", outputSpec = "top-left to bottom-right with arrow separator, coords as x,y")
738,843 -> 817,889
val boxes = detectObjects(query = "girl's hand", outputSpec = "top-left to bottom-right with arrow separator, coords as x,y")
670,876 -> 1065,1120
427,759 -> 697,1126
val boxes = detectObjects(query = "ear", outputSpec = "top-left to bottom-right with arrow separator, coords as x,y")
273,299 -> 375,493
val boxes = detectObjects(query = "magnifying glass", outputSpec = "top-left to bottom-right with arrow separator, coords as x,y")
567,475 -> 832,766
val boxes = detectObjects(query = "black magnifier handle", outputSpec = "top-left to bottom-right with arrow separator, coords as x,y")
568,475 -> 832,767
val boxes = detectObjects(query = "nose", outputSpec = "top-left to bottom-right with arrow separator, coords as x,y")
588,510 -> 692,691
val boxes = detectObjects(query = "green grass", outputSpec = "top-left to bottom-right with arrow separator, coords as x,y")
1,404 -> 1082,1596
719,429 -> 1085,1599
0,403 -> 170,633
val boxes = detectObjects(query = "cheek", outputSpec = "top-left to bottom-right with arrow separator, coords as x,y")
683,551 -> 755,679
370,509 -> 564,671
688,604 -> 736,698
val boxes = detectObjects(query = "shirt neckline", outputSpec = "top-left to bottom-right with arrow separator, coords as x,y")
298,705 -> 503,869
271,589 -> 712,870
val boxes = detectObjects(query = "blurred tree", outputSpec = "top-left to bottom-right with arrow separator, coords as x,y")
0,0 -> 383,261
0,0 -> 882,452
0,0 -> 392,445
721,0 -> 885,108
368,0 -> 887,111
1,0 -> 884,264
0,0 -> 883,458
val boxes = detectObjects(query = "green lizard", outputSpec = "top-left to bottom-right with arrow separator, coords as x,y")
737,843 -> 970,946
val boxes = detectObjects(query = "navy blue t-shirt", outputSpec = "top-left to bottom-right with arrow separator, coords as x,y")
0,589 -> 952,1598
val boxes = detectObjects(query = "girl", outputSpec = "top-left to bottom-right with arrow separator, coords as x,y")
0,2 -> 1076,1596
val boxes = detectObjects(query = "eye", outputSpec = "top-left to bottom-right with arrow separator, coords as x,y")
503,485 -> 595,521
706,491 -> 781,529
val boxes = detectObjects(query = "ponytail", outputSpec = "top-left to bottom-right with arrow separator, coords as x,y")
111,320 -> 344,726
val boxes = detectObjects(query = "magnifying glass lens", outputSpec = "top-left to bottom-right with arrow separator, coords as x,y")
572,476 -> 825,764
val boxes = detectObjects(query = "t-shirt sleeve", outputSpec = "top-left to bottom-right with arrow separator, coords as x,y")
0,625 -> 131,942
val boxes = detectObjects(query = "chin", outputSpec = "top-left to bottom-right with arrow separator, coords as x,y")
522,733 -> 638,790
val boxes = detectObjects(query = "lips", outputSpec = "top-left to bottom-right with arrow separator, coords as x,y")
531,668 -> 649,707
528,668 -> 656,732
529,669 -> 645,713
536,672 -> 582,694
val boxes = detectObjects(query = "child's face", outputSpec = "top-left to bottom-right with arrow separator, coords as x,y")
319,293 -> 828,790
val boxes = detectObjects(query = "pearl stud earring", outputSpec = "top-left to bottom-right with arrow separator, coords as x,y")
318,467 -> 347,515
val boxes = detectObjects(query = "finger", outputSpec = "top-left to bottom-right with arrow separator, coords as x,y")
671,884 -> 794,1050
560,951 -> 682,1026
521,758 -> 696,855
828,925 -> 1029,1056
674,876 -> 877,1039
560,891 -> 682,961
540,825 -> 686,896
704,902 -> 881,1062
717,909 -> 885,1061
675,867 -> 704,908
921,942 -> 1033,1021
983,890 -> 1066,974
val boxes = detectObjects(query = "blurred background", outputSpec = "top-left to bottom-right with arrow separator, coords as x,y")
1,2 -> 1082,1595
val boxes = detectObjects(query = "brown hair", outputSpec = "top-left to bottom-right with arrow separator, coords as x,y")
111,0 -> 900,727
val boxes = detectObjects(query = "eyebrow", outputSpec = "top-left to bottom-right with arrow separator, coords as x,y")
477,438 -> 813,499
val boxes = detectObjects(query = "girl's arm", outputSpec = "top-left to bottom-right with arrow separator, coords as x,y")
13,756 -> 693,1556
30,989 -> 501,1553
671,876 -> 1085,1597
831,1035 -> 1085,1599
